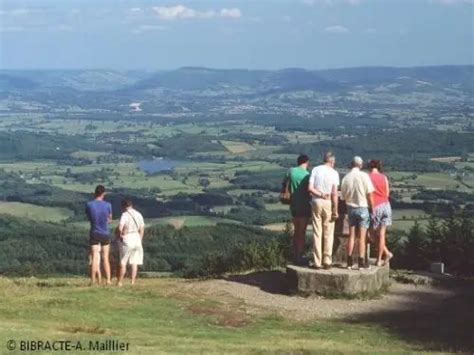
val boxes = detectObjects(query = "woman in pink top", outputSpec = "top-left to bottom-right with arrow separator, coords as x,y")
368,160 -> 393,266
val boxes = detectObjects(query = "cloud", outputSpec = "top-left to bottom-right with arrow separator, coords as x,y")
324,25 -> 350,34
220,8 -> 241,19
151,5 -> 241,21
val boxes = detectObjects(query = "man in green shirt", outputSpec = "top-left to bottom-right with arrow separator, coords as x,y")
285,154 -> 311,265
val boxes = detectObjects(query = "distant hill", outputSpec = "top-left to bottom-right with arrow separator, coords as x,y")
317,65 -> 474,89
0,70 -> 147,92
0,65 -> 472,95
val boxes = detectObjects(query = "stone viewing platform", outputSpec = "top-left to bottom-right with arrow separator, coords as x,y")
286,261 -> 390,296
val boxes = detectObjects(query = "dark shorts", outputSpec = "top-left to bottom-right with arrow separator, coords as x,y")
90,233 -> 112,246
291,202 -> 311,218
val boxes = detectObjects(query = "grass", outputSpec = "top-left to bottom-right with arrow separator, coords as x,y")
0,202 -> 73,222
414,173 -> 465,190
220,140 -> 255,154
0,277 -> 422,354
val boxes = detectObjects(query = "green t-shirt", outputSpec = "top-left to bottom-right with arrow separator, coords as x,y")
286,166 -> 310,208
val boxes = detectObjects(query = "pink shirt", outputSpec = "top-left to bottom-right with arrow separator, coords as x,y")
369,171 -> 389,208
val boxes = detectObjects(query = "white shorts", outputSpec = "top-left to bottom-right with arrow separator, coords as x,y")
120,234 -> 144,266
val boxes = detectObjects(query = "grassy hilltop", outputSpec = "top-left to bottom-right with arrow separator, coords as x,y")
0,276 -> 473,354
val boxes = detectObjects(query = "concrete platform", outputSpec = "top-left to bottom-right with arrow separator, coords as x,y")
287,261 -> 390,296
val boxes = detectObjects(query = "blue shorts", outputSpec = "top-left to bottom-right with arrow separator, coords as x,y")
371,202 -> 392,229
347,207 -> 370,229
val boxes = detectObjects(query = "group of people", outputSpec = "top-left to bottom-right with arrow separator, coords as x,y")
285,152 -> 393,270
85,185 -> 145,286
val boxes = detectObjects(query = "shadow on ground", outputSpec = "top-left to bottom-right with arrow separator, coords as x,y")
225,269 -> 474,352
224,270 -> 289,295
344,281 -> 474,352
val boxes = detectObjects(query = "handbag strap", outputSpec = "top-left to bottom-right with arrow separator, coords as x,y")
127,210 -> 140,231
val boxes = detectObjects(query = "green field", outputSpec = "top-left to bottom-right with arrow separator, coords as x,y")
0,202 -> 73,222
0,277 -> 454,354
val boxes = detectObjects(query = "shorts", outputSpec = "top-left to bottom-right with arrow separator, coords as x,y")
371,202 -> 392,229
90,233 -> 111,246
290,202 -> 311,218
120,234 -> 144,266
347,206 -> 370,229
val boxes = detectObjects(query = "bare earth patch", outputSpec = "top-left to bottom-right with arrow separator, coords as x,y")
176,271 -> 468,323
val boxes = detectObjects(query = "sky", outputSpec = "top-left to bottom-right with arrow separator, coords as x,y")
0,0 -> 473,70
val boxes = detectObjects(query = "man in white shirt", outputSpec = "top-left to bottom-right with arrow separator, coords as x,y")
341,156 -> 375,270
117,199 -> 145,286
308,152 -> 340,269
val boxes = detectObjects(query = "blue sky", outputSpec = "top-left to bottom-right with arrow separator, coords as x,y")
1,0 -> 473,69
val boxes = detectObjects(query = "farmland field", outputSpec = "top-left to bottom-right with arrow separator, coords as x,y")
0,202 -> 73,222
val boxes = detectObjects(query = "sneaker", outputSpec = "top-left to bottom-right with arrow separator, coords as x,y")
346,256 -> 353,270
358,257 -> 367,270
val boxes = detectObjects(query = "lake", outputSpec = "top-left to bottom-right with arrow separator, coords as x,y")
137,158 -> 183,174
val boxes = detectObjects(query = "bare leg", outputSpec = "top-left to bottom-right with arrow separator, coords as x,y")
359,227 -> 367,262
90,245 -> 101,285
377,226 -> 385,265
118,264 -> 126,286
131,264 -> 138,285
347,226 -> 356,257
101,245 -> 111,285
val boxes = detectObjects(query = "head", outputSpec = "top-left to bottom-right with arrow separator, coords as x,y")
369,159 -> 382,172
94,185 -> 106,199
121,199 -> 133,212
297,154 -> 309,168
351,156 -> 364,169
323,151 -> 336,167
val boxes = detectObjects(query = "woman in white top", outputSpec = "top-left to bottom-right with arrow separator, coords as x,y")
117,199 -> 145,286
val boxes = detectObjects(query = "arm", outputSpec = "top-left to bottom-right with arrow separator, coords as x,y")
308,170 -> 328,199
331,184 -> 339,218
308,184 -> 326,199
368,192 -> 375,211
366,175 -> 375,212
117,214 -> 126,238
107,204 -> 113,224
139,226 -> 145,239
385,176 -> 390,198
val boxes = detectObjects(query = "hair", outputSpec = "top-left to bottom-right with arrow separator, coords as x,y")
297,154 -> 309,165
323,151 -> 335,163
94,185 -> 106,197
351,156 -> 363,168
121,199 -> 133,209
369,159 -> 383,171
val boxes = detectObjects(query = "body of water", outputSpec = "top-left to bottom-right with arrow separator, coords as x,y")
137,158 -> 183,174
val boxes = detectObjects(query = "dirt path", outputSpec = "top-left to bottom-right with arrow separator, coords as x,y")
177,271 -> 466,322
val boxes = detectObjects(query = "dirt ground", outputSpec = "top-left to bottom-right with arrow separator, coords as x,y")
176,271 -> 467,322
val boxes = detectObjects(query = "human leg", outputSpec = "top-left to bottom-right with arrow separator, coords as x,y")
311,201 -> 323,268
321,200 -> 335,267
90,244 -> 101,284
101,244 -> 111,285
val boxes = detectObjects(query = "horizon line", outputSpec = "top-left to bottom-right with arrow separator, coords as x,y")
1,63 -> 473,72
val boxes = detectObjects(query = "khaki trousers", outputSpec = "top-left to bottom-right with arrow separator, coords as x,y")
311,199 -> 335,267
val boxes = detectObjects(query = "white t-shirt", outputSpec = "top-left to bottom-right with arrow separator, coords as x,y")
341,168 -> 375,208
309,164 -> 340,202
119,208 -> 145,238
